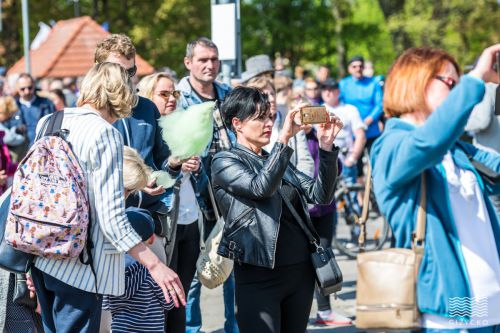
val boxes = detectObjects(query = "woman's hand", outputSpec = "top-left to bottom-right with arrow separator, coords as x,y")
181,156 -> 201,173
317,115 -> 343,151
469,44 -> 500,82
277,103 -> 307,145
128,242 -> 186,308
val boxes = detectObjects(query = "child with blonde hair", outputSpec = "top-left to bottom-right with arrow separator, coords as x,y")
102,147 -> 174,333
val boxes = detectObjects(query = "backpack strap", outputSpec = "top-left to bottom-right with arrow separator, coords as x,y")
44,111 -> 65,137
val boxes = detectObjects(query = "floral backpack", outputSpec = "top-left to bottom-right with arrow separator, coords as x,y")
5,111 -> 90,260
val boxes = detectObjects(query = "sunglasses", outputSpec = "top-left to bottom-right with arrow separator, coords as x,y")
126,65 -> 137,78
19,86 -> 33,91
435,75 -> 457,90
157,90 -> 181,99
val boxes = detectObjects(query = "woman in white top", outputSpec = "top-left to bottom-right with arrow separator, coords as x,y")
31,63 -> 185,333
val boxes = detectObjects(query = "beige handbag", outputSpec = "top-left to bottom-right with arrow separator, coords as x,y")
355,166 -> 426,330
196,180 -> 234,289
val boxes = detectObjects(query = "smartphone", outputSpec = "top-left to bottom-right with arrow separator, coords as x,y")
300,106 -> 330,124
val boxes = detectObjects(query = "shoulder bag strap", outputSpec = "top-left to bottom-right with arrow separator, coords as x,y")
357,162 -> 372,249
277,187 -> 321,250
198,177 -> 221,250
414,172 -> 427,246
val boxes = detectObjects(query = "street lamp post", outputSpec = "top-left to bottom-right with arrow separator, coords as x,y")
22,0 -> 31,74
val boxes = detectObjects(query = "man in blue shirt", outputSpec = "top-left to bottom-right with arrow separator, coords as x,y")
8,73 -> 55,147
339,56 -> 383,150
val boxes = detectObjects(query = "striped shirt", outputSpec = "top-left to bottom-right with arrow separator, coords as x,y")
102,257 -> 174,333
34,107 -> 143,296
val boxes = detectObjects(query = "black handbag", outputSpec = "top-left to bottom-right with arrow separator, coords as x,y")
278,188 -> 343,296
13,273 -> 37,309
0,188 -> 34,273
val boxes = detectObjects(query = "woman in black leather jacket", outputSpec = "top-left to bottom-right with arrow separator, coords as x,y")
212,86 -> 343,333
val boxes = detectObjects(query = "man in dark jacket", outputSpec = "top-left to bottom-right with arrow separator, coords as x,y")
94,34 -> 173,210
3,73 -> 55,151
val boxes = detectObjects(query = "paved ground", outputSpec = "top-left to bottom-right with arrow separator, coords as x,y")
200,253 -> 359,333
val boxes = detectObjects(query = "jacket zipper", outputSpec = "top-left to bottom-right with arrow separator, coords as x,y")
226,208 -> 253,238
14,215 -> 72,229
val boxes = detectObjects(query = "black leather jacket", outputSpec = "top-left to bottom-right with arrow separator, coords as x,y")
211,142 -> 339,269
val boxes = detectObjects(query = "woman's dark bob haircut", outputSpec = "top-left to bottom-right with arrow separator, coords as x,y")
221,86 -> 270,131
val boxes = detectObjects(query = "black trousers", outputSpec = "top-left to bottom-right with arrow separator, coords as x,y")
234,260 -> 315,333
165,221 -> 200,333
312,212 -> 335,311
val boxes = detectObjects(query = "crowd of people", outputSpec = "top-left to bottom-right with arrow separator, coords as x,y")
0,30 -> 499,333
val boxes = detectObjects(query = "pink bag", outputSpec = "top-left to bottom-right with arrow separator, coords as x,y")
5,113 -> 89,259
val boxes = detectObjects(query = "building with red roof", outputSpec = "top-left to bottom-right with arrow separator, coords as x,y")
8,16 -> 154,78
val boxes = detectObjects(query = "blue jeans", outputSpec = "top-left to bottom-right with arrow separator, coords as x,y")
342,165 -> 360,213
30,266 -> 103,333
185,272 -> 239,333
423,325 -> 499,333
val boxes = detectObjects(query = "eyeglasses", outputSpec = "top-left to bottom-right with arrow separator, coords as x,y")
126,65 -> 137,78
157,90 -> 181,99
435,75 -> 457,90
19,86 -> 33,91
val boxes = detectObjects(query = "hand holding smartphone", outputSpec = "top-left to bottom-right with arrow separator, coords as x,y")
299,106 -> 330,125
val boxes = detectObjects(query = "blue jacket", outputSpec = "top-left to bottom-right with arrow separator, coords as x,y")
370,75 -> 500,320
114,96 -> 172,210
339,76 -> 383,139
176,77 -> 232,221
176,77 -> 231,110
5,96 -> 55,146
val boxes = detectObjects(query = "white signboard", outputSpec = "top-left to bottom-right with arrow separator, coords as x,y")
211,3 -> 236,61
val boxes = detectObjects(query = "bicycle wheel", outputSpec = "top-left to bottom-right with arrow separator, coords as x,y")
333,190 -> 390,259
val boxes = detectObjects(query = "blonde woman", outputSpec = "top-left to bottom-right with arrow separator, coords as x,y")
137,73 -> 179,116
30,62 -> 185,333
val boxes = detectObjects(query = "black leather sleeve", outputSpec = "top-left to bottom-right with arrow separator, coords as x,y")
294,146 -> 339,205
212,142 -> 293,200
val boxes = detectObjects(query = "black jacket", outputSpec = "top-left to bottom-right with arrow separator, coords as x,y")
212,142 -> 339,269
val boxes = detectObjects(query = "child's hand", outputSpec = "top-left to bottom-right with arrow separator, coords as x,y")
142,178 -> 165,196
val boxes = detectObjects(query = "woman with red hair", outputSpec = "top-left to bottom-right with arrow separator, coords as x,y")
371,44 -> 500,331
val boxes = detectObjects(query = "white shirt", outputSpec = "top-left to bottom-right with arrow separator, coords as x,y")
325,103 -> 366,157
423,152 -> 500,329
177,172 -> 199,225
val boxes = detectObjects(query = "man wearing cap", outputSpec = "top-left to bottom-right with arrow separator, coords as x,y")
339,56 -> 383,150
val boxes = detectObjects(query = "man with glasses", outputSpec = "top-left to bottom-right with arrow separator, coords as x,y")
94,34 -> 189,333
7,73 -> 56,148
94,34 -> 170,193
339,56 -> 383,151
